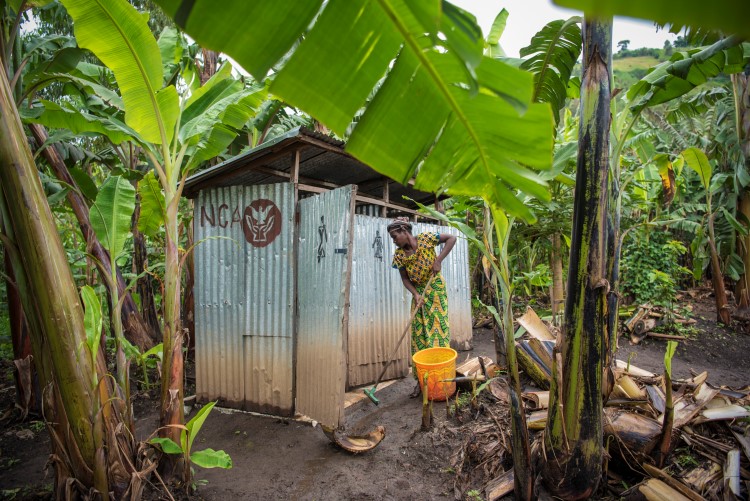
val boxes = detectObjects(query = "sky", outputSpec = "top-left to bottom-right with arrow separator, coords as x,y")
451,0 -> 677,57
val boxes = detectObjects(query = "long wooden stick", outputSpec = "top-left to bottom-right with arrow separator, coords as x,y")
371,273 -> 438,387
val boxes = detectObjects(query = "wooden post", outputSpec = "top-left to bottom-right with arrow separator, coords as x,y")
291,149 -> 300,205
421,372 -> 432,430
381,179 -> 389,218
435,197 -> 444,214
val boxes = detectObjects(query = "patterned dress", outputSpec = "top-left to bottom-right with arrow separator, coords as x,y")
392,233 -> 451,361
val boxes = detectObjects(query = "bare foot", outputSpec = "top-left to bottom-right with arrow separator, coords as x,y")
409,383 -> 421,398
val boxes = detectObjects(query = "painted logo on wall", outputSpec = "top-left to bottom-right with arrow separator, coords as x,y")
199,198 -> 283,247
243,199 -> 282,247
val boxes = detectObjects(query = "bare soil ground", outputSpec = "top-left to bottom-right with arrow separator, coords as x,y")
1,290 -> 749,500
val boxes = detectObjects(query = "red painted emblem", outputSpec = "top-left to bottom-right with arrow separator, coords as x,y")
243,199 -> 282,247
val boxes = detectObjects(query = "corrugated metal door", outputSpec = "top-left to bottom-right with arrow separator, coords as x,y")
296,185 -> 356,429
193,183 -> 295,414
347,215 -> 411,387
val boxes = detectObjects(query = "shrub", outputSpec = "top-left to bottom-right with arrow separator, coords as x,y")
621,230 -> 690,308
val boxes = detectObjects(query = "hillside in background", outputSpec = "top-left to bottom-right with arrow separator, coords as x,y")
613,55 -> 661,89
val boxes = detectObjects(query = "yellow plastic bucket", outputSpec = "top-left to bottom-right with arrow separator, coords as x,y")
412,347 -> 458,401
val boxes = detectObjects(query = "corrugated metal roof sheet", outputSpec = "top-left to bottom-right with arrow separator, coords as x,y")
183,127 -> 440,211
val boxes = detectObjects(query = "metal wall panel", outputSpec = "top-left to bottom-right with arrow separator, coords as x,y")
296,186 -> 354,429
194,183 -> 294,414
347,217 -> 473,388
347,215 -> 411,388
414,222 -> 473,350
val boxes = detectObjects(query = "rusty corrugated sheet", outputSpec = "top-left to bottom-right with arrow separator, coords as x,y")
414,222 -> 473,350
296,186 -> 355,429
347,215 -> 411,388
193,183 -> 295,414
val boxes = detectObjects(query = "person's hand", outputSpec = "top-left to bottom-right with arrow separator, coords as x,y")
431,259 -> 442,273
413,292 -> 424,307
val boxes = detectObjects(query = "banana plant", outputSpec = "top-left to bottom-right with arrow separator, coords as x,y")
733,72 -> 750,306
414,199 -> 533,501
154,0 -> 555,223
44,0 -> 269,460
149,401 -> 232,489
0,65 -> 135,497
541,18 -> 612,499
78,285 -> 109,493
681,147 -> 732,324
520,17 -> 583,125
654,341 -> 678,468
88,175 -> 137,430
605,39 -> 749,363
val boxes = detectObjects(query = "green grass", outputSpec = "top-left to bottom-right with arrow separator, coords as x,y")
612,55 -> 662,90
613,55 -> 660,72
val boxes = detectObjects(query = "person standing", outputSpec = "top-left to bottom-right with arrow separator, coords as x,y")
388,217 -> 457,397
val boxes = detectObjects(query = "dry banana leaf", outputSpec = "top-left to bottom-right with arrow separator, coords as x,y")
320,425 -> 386,454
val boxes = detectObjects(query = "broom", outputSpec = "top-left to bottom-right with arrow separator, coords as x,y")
364,273 -> 438,405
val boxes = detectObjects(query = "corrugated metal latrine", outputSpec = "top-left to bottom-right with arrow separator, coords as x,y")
296,186 -> 355,429
193,183 -> 295,415
347,217 -> 473,388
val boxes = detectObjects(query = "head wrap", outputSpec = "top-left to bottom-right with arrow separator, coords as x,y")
387,216 -> 412,233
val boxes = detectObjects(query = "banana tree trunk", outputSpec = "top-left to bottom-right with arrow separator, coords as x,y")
542,17 -> 612,500
133,202 -> 161,334
27,123 -> 158,350
550,232 -> 564,325
4,254 -> 38,415
199,48 -> 218,85
159,188 -> 185,463
0,64 -> 107,491
707,214 -> 731,324
739,191 -> 750,308
489,207 -> 533,501
733,71 -> 750,308
183,215 -> 196,356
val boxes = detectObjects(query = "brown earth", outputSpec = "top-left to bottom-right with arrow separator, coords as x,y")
1,291 -> 749,500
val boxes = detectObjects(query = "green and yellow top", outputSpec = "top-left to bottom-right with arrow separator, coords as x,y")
392,232 -> 440,287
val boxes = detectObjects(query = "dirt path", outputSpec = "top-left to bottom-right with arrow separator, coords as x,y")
614,299 -> 750,387
190,328 -> 499,500
1,301 -> 749,500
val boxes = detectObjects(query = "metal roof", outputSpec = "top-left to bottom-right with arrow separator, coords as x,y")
183,127 -> 439,211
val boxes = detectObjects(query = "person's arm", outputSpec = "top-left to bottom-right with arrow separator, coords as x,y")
399,267 -> 423,305
432,233 -> 457,273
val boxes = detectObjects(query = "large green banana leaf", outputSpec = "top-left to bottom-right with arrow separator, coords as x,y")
154,0 -> 555,221
681,147 -> 712,191
486,9 -> 509,58
137,171 -> 166,238
89,176 -> 136,260
80,285 -> 103,365
60,0 -> 179,145
627,37 -> 749,112
157,26 -> 184,85
184,86 -> 269,170
520,17 -> 582,124
553,0 -> 750,39
21,100 -> 135,144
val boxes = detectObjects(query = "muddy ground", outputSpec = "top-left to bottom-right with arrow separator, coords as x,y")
1,291 -> 749,500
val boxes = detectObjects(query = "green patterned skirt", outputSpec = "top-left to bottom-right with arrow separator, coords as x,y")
410,274 -> 451,365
